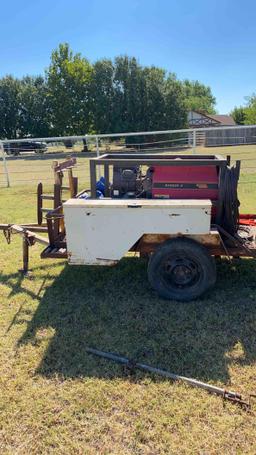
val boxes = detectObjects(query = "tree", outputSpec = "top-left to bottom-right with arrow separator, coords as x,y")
230,106 -> 246,125
0,43 -> 218,139
182,79 -> 216,114
19,76 -> 51,137
244,95 -> 256,125
46,43 -> 93,136
105,57 -> 187,135
0,75 -> 21,139
91,59 -> 115,134
141,66 -> 166,131
113,56 -> 145,133
164,75 -> 187,129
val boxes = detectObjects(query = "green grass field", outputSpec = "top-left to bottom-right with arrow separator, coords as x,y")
1,145 -> 256,454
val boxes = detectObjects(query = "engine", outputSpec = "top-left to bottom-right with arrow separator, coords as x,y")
111,166 -> 153,198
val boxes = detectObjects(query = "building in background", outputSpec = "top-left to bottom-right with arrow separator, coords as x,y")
188,110 -> 236,128
188,110 -> 256,147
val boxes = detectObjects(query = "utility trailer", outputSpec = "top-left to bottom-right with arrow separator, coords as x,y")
1,153 -> 256,302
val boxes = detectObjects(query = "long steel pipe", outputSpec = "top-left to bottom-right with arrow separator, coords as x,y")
87,348 -> 250,408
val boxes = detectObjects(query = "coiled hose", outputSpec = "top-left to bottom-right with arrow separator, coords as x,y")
216,162 -> 240,236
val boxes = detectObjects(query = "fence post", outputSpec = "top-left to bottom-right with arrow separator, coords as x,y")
192,129 -> 196,154
95,136 -> 100,157
0,141 -> 10,187
95,136 -> 101,178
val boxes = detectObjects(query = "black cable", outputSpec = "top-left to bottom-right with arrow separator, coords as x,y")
216,163 -> 240,236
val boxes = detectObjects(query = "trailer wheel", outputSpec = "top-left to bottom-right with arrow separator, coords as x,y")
148,238 -> 216,302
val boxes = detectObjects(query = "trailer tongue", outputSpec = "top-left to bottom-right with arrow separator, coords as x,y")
1,153 -> 256,301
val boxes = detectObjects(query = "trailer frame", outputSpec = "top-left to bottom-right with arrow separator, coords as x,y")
1,154 -> 256,279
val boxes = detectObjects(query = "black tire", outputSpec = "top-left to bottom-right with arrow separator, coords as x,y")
148,238 -> 216,302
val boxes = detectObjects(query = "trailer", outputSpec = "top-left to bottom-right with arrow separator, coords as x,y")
1,153 -> 256,301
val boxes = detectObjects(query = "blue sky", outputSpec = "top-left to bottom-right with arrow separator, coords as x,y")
0,0 -> 255,113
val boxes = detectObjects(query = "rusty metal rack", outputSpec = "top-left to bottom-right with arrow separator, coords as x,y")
89,153 -> 228,197
0,157 -> 77,272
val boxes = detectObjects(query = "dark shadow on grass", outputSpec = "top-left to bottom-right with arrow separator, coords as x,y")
15,257 -> 256,384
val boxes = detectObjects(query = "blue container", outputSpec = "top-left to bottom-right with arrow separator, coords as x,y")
96,176 -> 105,195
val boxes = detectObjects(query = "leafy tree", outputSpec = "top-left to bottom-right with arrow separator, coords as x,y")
91,59 -> 115,133
164,75 -> 187,129
0,43 -> 218,140
0,76 -> 21,139
244,95 -> 256,124
182,79 -> 216,114
19,76 -> 51,137
230,106 -> 246,125
0,75 -> 51,139
46,43 -> 93,135
113,56 -> 145,133
141,66 -> 166,131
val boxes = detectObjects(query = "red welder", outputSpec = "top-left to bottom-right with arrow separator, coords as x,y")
111,153 -> 240,233
151,165 -> 219,201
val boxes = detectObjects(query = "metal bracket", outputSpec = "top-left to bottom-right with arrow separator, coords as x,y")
223,390 -> 251,410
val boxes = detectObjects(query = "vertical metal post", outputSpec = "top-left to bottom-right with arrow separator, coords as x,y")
37,182 -> 43,225
192,129 -> 196,154
0,141 -> 10,187
90,159 -> 97,198
104,164 -> 110,197
53,183 -> 61,238
95,136 -> 101,178
22,235 -> 29,274
95,136 -> 100,157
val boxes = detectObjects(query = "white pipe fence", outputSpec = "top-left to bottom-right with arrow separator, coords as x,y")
2,123 -> 256,143
1,124 -> 256,187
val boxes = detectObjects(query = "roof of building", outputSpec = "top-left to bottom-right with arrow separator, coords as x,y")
207,114 -> 236,126
188,110 -> 236,127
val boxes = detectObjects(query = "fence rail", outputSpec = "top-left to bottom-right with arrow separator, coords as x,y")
1,125 -> 256,189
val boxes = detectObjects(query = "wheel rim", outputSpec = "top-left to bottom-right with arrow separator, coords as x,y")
161,256 -> 202,290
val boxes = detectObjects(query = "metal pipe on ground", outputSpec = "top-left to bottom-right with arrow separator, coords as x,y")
87,348 -> 252,409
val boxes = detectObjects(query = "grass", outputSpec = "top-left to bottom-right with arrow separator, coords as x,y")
1,145 -> 256,453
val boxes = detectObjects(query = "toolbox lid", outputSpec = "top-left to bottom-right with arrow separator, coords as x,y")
64,198 -> 212,209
